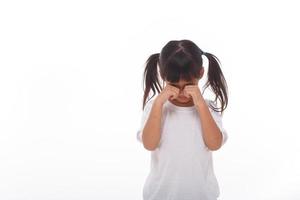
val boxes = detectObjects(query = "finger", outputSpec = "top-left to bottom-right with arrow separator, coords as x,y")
171,91 -> 178,100
169,85 -> 179,92
172,91 -> 178,100
169,87 -> 179,94
170,94 -> 176,100
168,91 -> 175,100
183,89 -> 191,98
183,91 -> 190,98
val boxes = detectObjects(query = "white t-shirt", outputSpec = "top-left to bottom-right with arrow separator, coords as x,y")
136,98 -> 228,200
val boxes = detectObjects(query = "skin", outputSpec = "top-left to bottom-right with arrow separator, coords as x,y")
142,67 -> 223,151
166,79 -> 198,107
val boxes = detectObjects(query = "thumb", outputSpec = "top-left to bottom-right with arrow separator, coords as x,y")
170,93 -> 177,100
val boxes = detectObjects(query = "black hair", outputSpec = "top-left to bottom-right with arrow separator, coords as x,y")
142,39 -> 228,114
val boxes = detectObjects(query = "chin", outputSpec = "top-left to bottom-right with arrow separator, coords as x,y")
176,98 -> 191,103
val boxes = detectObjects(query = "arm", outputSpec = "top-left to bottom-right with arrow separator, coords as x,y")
142,98 -> 164,151
195,98 -> 223,151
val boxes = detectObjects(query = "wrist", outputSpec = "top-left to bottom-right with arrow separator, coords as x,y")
194,99 -> 207,110
154,98 -> 164,107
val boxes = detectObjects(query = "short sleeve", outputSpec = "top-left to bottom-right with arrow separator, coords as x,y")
136,99 -> 155,143
206,100 -> 228,146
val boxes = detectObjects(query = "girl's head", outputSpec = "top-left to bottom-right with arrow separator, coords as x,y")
142,39 -> 228,113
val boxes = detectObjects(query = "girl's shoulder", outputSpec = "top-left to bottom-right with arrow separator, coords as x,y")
143,98 -> 156,111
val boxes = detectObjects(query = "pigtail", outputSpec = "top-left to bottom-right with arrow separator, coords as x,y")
202,52 -> 228,114
142,53 -> 163,110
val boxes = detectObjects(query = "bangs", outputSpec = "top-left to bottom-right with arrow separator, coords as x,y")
164,59 -> 199,83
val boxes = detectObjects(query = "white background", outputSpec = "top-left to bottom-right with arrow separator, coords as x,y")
1,0 -> 300,199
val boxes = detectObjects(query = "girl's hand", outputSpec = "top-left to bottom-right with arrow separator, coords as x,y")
183,85 -> 205,107
155,84 -> 180,105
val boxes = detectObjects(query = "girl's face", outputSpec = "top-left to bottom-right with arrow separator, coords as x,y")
166,79 -> 199,103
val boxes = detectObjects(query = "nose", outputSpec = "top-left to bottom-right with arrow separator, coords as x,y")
178,89 -> 186,98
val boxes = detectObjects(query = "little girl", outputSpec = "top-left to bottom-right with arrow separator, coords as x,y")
136,39 -> 228,200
